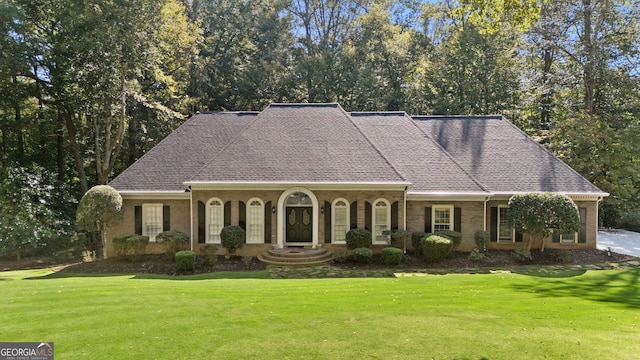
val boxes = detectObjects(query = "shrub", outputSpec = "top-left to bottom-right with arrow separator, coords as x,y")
175,250 -> 196,272
220,225 -> 245,258
513,248 -> 532,263
200,244 -> 218,266
156,230 -> 190,261
332,248 -> 349,263
352,247 -> 373,263
474,231 -> 489,252
128,235 -> 149,260
422,235 -> 452,263
381,247 -> 403,266
345,228 -> 372,250
411,231 -> 429,255
437,230 -> 462,250
112,234 -> 134,258
469,248 -> 485,262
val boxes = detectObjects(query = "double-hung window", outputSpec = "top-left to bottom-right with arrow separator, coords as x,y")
207,198 -> 224,244
142,204 -> 163,242
497,206 -> 514,242
247,198 -> 264,244
433,205 -> 453,232
332,199 -> 349,244
373,199 -> 390,244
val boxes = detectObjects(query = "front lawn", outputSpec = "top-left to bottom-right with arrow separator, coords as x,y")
1,268 -> 638,359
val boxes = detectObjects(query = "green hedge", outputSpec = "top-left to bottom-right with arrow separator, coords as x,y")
411,231 -> 429,256
436,230 -> 462,250
422,235 -> 452,263
128,235 -> 149,259
381,247 -> 403,266
175,250 -> 196,272
352,247 -> 373,263
200,244 -> 218,266
112,234 -> 135,258
345,229 -> 372,250
220,225 -> 245,258
156,230 -> 190,261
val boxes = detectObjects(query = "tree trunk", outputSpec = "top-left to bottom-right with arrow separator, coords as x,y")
56,111 -> 65,182
582,0 -> 595,114
63,109 -> 89,194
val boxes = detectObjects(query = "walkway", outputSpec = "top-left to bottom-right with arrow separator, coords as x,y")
597,229 -> 640,257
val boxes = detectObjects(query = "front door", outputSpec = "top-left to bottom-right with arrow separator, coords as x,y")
286,207 -> 312,243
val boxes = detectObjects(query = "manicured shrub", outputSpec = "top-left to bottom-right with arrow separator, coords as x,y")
411,231 -> 429,255
156,230 -> 190,261
345,228 -> 372,250
513,248 -> 532,263
469,248 -> 485,262
128,235 -> 149,260
422,235 -> 452,263
220,225 -> 246,258
352,247 -> 373,263
112,234 -> 134,258
175,250 -> 196,272
381,247 -> 403,266
474,231 -> 489,252
332,248 -> 349,263
437,230 -> 462,250
200,244 -> 218,266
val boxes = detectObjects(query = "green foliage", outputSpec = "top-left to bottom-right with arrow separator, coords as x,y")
383,229 -> 410,247
352,247 -> 373,263
436,230 -> 462,250
381,247 -> 403,266
411,231 -> 429,256
156,230 -> 190,261
199,244 -> 218,266
112,234 -> 135,258
129,235 -> 149,260
175,250 -> 196,272
220,226 -> 246,258
345,228 -> 372,250
513,248 -> 532,263
0,165 -> 74,259
76,185 -> 124,232
332,248 -> 349,263
468,248 -> 485,262
421,235 -> 452,263
508,192 -> 580,250
474,231 -> 489,252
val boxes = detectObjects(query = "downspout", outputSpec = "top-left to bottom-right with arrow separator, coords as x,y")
483,196 -> 490,232
596,196 -> 603,231
189,188 -> 194,252
403,186 -> 408,254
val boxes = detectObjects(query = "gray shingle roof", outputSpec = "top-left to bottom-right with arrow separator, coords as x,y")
109,104 -> 605,196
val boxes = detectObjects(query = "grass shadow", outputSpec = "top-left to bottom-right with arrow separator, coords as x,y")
24,270 -> 272,280
510,268 -> 640,308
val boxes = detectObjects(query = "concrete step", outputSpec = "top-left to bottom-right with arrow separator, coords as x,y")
258,247 -> 333,266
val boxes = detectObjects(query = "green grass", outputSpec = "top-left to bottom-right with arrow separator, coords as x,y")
1,268 -> 639,359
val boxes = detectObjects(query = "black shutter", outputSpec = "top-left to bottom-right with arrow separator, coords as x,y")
264,201 -> 272,244
454,207 -> 461,232
163,206 -> 170,231
391,201 -> 399,231
552,231 -> 560,243
198,201 -> 205,243
350,201 -> 357,229
324,201 -> 331,243
365,201 -> 372,231
515,231 -> 523,242
224,201 -> 231,227
424,207 -> 432,233
489,207 -> 497,242
239,201 -> 246,230
579,207 -> 587,243
135,206 -> 142,235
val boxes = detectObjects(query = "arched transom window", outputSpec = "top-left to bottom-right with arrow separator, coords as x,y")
247,198 -> 264,244
206,198 -> 224,244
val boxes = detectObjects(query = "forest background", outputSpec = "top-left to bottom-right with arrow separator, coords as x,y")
0,0 -> 638,258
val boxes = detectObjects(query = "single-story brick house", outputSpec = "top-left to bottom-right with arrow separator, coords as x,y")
106,103 -> 607,258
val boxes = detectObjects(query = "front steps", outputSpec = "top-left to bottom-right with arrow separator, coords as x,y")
258,247 -> 333,266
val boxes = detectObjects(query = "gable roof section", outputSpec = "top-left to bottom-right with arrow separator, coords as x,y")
190,103 -> 406,184
412,115 -> 606,195
350,112 -> 488,195
109,112 -> 256,192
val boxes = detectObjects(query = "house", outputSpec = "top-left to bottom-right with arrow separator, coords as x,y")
106,103 -> 607,258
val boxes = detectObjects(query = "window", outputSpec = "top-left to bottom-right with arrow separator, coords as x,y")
373,199 -> 390,244
497,206 -> 514,242
433,205 -> 453,232
247,198 -> 264,244
142,204 -> 163,242
560,232 -> 577,244
332,198 -> 349,244
206,198 -> 224,244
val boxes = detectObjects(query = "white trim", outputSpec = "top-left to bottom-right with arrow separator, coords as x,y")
372,198 -> 391,245
186,181 -> 409,191
119,191 -> 190,200
432,205 -> 454,232
276,187 -> 319,249
408,193 -> 491,201
246,197 -> 264,244
490,192 -> 608,200
205,197 -> 224,244
331,198 -> 350,244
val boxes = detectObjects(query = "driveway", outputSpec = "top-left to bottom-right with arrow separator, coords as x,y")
597,229 -> 640,257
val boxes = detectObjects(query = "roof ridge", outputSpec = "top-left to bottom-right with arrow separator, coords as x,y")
408,115 -> 491,193
268,102 -> 339,108
345,110 -> 409,183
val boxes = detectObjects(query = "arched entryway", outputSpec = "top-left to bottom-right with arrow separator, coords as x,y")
276,187 -> 319,249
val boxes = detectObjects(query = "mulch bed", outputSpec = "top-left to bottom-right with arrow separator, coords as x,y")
0,248 -> 635,276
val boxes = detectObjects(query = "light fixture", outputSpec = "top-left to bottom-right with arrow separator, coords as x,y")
272,206 -> 276,213
320,206 -> 324,214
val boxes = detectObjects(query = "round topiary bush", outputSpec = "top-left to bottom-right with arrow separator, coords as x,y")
156,230 -> 190,261
220,225 -> 245,258
112,234 -> 135,259
421,235 -> 452,263
352,247 -> 373,263
175,250 -> 196,272
436,230 -> 462,250
200,243 -> 218,266
381,247 -> 403,266
345,228 -> 372,250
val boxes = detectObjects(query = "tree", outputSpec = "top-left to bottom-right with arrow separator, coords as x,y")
76,185 -> 124,259
507,192 -> 580,251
